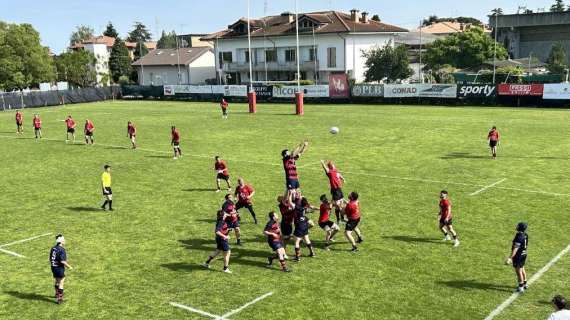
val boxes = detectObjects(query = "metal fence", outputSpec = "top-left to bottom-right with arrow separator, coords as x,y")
0,86 -> 121,110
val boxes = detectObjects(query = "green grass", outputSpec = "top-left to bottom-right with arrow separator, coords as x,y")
0,101 -> 569,320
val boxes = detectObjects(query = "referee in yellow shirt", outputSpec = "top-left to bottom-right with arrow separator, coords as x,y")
101,165 -> 113,211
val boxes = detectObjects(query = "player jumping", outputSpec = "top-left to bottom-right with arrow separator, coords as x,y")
33,114 -> 42,140
63,116 -> 76,143
222,194 -> 241,245
488,126 -> 500,159
319,195 -> 340,250
505,222 -> 529,293
203,210 -> 232,273
171,126 -> 182,159
282,140 -> 309,192
438,190 -> 459,247
320,160 -> 347,223
214,156 -> 231,192
127,121 -> 137,149
235,177 -> 257,224
264,211 -> 291,272
220,97 -> 229,119
50,234 -> 73,304
84,119 -> 95,145
344,191 -> 363,252
15,110 -> 23,134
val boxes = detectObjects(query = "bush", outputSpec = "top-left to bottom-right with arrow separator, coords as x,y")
118,75 -> 131,85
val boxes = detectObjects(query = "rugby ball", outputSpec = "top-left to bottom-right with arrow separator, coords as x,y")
330,127 -> 340,134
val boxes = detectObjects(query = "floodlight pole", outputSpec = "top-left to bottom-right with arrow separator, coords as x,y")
247,0 -> 254,92
295,0 -> 300,91
175,35 -> 181,84
419,20 -> 423,83
140,41 -> 145,85
493,12 -> 498,84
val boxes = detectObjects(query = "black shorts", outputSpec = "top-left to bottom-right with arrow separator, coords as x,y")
216,237 -> 230,251
269,240 -> 284,251
85,131 -> 93,136
103,187 -> 112,195
439,218 -> 452,226
331,188 -> 344,201
172,141 -> 180,147
490,140 -> 498,148
129,134 -> 136,139
319,221 -> 335,230
281,221 -> 293,237
235,202 -> 253,211
294,225 -> 309,238
34,127 -> 41,131
222,109 -> 228,115
51,266 -> 65,278
16,122 -> 23,126
217,173 -> 229,181
286,179 -> 300,190
346,218 -> 360,231
67,128 -> 75,134
513,255 -> 527,268
227,220 -> 240,229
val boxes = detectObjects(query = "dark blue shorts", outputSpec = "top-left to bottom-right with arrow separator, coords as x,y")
51,266 -> 65,278
513,255 -> 527,268
294,225 -> 309,238
216,237 -> 230,251
281,222 -> 293,237
286,179 -> 300,190
227,220 -> 240,229
269,240 -> 284,251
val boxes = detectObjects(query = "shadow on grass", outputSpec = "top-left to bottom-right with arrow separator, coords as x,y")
384,235 -> 443,244
104,145 -> 128,150
440,152 -> 489,160
437,280 -> 513,292
182,188 -> 218,192
195,218 -> 217,223
145,155 -> 172,159
66,206 -> 103,212
4,291 -> 54,303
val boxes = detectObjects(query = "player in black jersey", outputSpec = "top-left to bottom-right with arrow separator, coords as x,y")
505,222 -> 529,293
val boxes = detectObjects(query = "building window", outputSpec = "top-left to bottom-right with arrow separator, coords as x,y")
309,48 -> 317,62
265,49 -> 277,62
245,50 -> 250,63
327,47 -> 336,68
219,52 -> 233,65
301,20 -> 314,29
285,49 -> 296,62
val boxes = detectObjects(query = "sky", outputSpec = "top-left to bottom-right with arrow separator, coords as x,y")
1,0 -> 556,54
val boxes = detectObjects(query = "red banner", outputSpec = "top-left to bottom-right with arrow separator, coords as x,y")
328,73 -> 349,98
497,84 -> 544,96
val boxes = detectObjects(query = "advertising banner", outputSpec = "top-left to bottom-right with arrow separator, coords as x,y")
457,84 -> 496,98
351,84 -> 384,97
252,84 -> 273,98
163,85 -> 248,96
543,83 -> 570,100
272,85 -> 329,98
497,84 -> 543,96
164,85 -> 175,96
418,84 -> 457,98
384,84 -> 419,98
328,74 -> 350,98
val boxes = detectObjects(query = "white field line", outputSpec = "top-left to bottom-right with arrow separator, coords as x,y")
220,292 -> 274,319
483,243 -> 570,320
1,135 -> 568,197
170,302 -> 221,320
0,248 -> 25,258
0,233 -> 52,248
470,179 -> 507,196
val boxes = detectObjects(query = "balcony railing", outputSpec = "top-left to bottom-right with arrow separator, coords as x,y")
222,60 -> 319,72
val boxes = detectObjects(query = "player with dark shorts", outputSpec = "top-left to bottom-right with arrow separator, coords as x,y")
84,119 -> 95,145
101,165 -> 113,211
320,160 -> 347,222
220,98 -> 229,119
488,126 -> 500,159
438,190 -> 459,247
234,177 -> 257,224
344,192 -> 363,252
15,110 -> 23,134
264,211 -> 290,272
319,195 -> 340,250
33,114 -> 42,140
214,156 -> 231,192
292,195 -> 316,261
222,194 -> 241,245
50,234 -> 73,304
203,210 -> 233,273
278,193 -> 295,251
505,222 -> 529,293
63,115 -> 76,143
282,140 -> 309,191
171,126 -> 182,159
127,121 -> 137,149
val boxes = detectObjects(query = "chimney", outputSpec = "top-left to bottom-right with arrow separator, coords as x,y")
281,11 -> 294,23
361,11 -> 369,23
350,9 -> 360,23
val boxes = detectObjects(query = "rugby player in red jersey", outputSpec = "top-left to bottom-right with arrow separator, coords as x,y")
264,211 -> 290,272
320,160 -> 347,222
214,156 -> 232,192
84,119 -> 95,145
281,140 -> 309,192
438,190 -> 459,247
15,111 -> 23,134
33,114 -> 42,140
222,194 -> 241,245
171,126 -> 182,159
344,192 -> 363,252
234,178 -> 257,224
220,97 -> 229,119
488,126 -> 500,159
62,116 -> 76,143
127,121 -> 137,149
277,193 -> 295,252
319,195 -> 340,250
203,210 -> 232,273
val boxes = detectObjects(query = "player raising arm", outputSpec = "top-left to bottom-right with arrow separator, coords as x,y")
281,140 -> 309,192
214,156 -> 231,192
277,192 -> 295,251
264,211 -> 290,272
320,160 -> 346,223
50,234 -> 73,304
488,126 -> 500,160
438,191 -> 459,247
292,194 -> 316,261
505,222 -> 529,293
203,210 -> 233,273
127,121 -> 137,149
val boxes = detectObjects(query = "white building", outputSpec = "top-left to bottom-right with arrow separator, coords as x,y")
202,10 -> 408,84
132,47 -> 216,85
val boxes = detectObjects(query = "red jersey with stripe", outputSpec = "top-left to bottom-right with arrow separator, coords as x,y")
345,200 -> 360,220
215,219 -> 230,237
319,203 -> 332,223
33,117 -> 41,129
235,185 -> 254,204
327,168 -> 343,189
215,161 -> 229,176
171,129 -> 180,143
222,200 -> 238,223
85,121 -> 94,132
279,202 -> 295,224
283,156 -> 299,180
65,118 -> 75,129
439,199 -> 451,220
264,220 -> 282,243
128,124 -> 136,136
488,130 -> 500,141
16,112 -> 22,123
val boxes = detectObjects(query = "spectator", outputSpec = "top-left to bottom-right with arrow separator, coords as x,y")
548,295 -> 570,320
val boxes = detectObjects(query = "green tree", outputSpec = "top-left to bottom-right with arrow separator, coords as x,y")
157,31 -> 178,49
371,15 -> 381,22
422,15 -> 439,27
69,25 -> 94,46
0,22 -> 55,90
103,22 -> 119,38
550,0 -> 566,12
490,8 -> 504,16
546,42 -> 568,74
133,42 -> 149,61
423,27 -> 508,71
127,22 -> 152,43
362,43 -> 413,83
54,50 -> 97,87
109,37 -> 131,83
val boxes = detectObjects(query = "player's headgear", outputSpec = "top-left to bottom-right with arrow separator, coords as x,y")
516,222 -> 528,232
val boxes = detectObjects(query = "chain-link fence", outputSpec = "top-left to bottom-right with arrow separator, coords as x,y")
0,86 -> 121,110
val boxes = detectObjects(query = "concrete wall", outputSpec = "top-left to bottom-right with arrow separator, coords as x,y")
345,33 -> 397,83
84,43 -> 110,85
136,51 -> 216,85
188,51 -> 216,83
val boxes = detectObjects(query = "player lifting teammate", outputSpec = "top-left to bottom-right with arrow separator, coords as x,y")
222,194 -> 241,245
319,195 -> 340,250
282,140 -> 309,191
291,193 -> 316,261
235,177 -> 257,224
171,126 -> 182,159
203,210 -> 232,273
320,160 -> 347,222
344,191 -> 363,252
214,156 -> 231,192
488,126 -> 500,159
15,110 -> 23,134
277,192 -> 295,250
50,234 -> 73,304
127,121 -> 137,149
33,114 -> 42,140
84,119 -> 95,145
264,211 -> 291,272
505,222 -> 529,293
438,191 -> 459,247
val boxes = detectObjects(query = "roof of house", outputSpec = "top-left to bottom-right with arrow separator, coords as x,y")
394,31 -> 440,46
418,21 -> 491,35
70,36 -> 157,50
202,10 -> 407,40
131,47 -> 213,66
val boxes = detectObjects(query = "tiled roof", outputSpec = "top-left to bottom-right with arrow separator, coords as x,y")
70,36 -> 157,50
131,47 -> 213,66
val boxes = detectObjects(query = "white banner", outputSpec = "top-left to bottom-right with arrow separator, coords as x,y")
417,84 -> 457,98
543,83 -> 570,100
163,85 -> 247,96
272,85 -> 329,98
351,84 -> 384,97
164,85 -> 175,96
211,85 -> 248,97
384,84 -> 418,98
